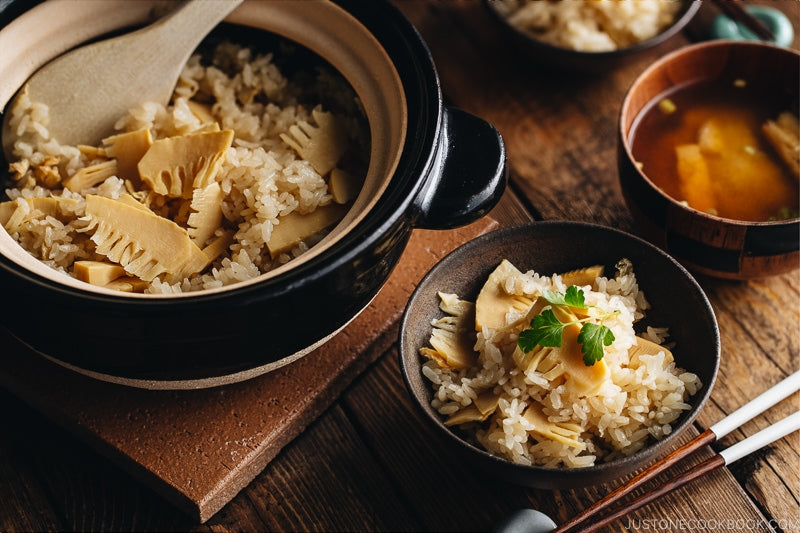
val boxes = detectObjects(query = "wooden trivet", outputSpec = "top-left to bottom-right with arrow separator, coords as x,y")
0,217 -> 498,523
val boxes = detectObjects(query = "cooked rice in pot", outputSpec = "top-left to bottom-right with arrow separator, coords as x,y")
2,40 -> 368,294
420,259 -> 701,468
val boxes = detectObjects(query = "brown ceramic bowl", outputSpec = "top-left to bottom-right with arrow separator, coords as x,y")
618,40 -> 800,280
484,0 -> 699,73
399,221 -> 719,489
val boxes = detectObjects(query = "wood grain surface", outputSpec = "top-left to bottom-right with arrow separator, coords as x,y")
1,1 -> 798,531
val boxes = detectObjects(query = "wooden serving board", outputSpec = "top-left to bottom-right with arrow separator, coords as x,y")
0,217 -> 499,523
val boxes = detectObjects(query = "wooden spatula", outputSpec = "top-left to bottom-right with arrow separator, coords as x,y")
2,0 -> 242,158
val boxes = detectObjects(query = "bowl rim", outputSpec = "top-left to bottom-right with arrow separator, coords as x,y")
399,220 -> 720,483
484,0 -> 701,59
618,39 -> 800,228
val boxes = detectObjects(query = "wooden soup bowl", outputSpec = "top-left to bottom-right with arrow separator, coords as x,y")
618,40 -> 799,279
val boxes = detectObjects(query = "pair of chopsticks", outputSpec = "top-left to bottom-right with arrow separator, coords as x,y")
554,370 -> 800,533
711,0 -> 776,41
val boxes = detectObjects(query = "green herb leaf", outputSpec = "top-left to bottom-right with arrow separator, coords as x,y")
518,285 -> 618,366
517,309 -> 564,352
564,285 -> 586,308
542,286 -> 586,309
577,323 -> 615,366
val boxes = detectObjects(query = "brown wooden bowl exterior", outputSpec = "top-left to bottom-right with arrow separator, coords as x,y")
618,40 -> 800,279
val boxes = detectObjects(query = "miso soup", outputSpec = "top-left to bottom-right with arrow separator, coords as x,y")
630,78 -> 799,222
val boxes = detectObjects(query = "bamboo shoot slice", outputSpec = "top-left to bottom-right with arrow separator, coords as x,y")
628,336 -> 674,365
104,276 -> 150,293
266,203 -> 347,258
0,196 -> 79,229
137,129 -> 233,198
280,108 -> 347,176
561,265 -> 604,289
116,193 -> 153,213
419,293 -> 477,370
74,260 -> 126,286
84,194 -> 209,282
475,259 -> 534,331
63,160 -> 118,192
444,391 -> 500,426
202,230 -> 234,263
762,112 -> 800,179
103,128 -> 153,182
186,101 -> 216,125
550,306 -> 610,396
187,182 -> 224,247
522,403 -> 585,450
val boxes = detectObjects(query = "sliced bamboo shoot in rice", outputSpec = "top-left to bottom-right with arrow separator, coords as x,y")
187,182 -> 224,247
513,343 -> 554,375
444,391 -> 501,426
419,292 -> 477,369
77,145 -> 106,159
137,129 -> 233,198
280,108 -> 347,176
549,306 -> 610,396
0,196 -> 79,230
266,203 -> 347,258
561,264 -> 604,289
475,259 -> 535,331
186,100 -> 217,125
522,403 -> 585,450
63,160 -> 118,192
116,193 -> 154,213
103,128 -> 153,182
74,260 -> 127,286
629,336 -> 674,365
83,194 -> 209,282
104,276 -> 150,293
201,230 -> 234,263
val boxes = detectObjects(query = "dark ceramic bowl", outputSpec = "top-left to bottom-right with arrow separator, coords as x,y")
399,221 -> 719,489
618,40 -> 800,279
0,0 -> 506,388
484,0 -> 699,73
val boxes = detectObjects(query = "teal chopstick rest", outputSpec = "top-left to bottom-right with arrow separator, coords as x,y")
710,5 -> 794,47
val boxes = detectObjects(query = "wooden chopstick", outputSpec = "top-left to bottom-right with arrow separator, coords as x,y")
572,410 -> 800,533
711,0 -> 776,41
553,370 -> 800,533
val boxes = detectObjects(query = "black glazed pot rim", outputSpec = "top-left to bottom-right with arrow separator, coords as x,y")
0,0 -> 442,309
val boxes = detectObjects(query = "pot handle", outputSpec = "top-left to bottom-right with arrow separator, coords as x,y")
413,107 -> 507,230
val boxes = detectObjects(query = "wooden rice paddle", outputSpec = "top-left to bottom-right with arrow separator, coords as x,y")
1,0 -> 242,157
553,370 -> 800,533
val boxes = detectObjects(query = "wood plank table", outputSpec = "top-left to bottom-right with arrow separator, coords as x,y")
1,1 -> 798,531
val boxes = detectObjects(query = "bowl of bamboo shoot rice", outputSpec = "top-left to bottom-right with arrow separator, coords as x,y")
399,221 -> 718,489
485,0 -> 700,72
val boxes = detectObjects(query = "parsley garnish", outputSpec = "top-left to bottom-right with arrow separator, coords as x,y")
517,286 -> 617,366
